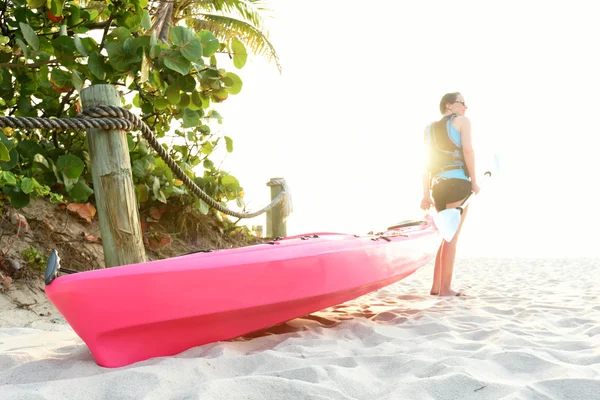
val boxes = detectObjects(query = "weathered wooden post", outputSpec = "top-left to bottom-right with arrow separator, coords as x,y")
266,177 -> 287,238
81,85 -> 146,268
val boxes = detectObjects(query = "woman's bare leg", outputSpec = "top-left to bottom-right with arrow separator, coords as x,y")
430,241 -> 443,295
438,202 -> 470,296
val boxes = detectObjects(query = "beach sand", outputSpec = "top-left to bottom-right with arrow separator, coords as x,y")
1,257 -> 599,399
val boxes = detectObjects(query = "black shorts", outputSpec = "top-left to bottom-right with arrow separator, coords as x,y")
431,178 -> 472,212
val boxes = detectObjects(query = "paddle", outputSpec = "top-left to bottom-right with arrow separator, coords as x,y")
433,154 -> 500,242
45,250 -> 78,285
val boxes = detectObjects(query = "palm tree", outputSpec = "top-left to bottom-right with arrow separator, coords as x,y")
149,0 -> 280,71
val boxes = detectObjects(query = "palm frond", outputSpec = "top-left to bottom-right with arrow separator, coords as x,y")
179,0 -> 265,31
148,0 -> 280,70
186,14 -> 280,71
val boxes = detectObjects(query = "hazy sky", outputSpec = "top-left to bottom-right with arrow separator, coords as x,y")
210,0 -> 599,257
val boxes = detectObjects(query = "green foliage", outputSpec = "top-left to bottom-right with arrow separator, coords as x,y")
0,129 -> 66,208
164,0 -> 281,71
23,245 -> 45,270
230,38 -> 247,69
0,0 -> 247,217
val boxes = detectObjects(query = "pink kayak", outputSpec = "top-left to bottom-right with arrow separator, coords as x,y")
44,217 -> 440,368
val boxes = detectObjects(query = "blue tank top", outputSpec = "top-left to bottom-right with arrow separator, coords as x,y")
431,120 -> 470,185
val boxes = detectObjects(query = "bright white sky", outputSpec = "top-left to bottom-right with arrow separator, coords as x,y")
209,0 -> 600,257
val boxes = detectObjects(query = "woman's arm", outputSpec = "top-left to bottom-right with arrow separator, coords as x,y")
422,169 -> 431,195
458,117 -> 480,193
421,168 -> 434,210
421,130 -> 434,209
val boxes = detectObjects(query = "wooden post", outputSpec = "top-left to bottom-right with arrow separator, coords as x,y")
81,85 -> 146,268
266,177 -> 287,238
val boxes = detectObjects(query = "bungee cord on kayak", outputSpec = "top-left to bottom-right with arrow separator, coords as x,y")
0,106 -> 292,220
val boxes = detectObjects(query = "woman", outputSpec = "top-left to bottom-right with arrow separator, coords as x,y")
421,92 -> 480,296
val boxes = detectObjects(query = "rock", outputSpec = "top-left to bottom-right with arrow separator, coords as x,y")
1,257 -> 23,272
9,211 -> 30,232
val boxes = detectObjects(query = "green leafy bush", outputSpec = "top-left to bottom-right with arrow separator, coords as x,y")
0,0 -> 247,216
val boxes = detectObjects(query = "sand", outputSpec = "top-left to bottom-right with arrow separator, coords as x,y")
1,257 -> 599,399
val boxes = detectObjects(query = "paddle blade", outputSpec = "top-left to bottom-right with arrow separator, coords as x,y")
492,153 -> 501,174
45,250 -> 61,285
433,209 -> 462,242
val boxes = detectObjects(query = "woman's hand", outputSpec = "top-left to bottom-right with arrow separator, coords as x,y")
420,195 -> 434,210
472,182 -> 481,195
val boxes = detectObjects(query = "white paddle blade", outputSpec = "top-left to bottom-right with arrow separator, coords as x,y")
433,208 -> 462,242
492,153 -> 501,173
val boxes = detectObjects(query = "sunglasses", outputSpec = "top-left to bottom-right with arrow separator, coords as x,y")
454,100 -> 467,106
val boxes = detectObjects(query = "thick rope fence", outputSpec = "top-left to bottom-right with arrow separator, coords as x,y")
0,105 -> 292,220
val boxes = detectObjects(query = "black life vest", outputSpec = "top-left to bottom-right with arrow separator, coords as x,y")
424,114 -> 469,179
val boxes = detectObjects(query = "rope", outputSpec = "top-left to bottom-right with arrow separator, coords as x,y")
0,106 -> 290,219
267,178 -> 293,218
